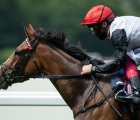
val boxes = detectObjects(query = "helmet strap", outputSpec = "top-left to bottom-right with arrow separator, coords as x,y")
98,6 -> 115,24
98,6 -> 105,23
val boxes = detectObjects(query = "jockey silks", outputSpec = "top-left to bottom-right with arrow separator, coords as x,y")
108,16 -> 140,51
92,16 -> 140,74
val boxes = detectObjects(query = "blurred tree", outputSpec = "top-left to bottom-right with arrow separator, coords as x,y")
0,0 -> 25,48
0,0 -> 140,63
0,48 -> 15,63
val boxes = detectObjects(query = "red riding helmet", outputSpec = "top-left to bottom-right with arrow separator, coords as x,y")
80,5 -> 115,26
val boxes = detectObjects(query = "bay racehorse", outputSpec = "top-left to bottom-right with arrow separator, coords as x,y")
0,23 -> 138,120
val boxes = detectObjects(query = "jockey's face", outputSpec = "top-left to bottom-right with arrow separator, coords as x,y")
86,21 -> 108,40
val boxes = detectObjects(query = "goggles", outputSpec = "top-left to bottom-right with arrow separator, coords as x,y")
86,24 -> 101,32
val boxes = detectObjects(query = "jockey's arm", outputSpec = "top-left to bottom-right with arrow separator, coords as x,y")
91,29 -> 128,74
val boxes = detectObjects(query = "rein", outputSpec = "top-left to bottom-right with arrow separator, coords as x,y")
13,74 -> 87,80
74,85 -> 118,118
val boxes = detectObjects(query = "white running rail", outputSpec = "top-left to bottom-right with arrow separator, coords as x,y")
0,92 -> 66,106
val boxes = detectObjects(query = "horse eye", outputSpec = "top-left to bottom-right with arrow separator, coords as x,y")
15,51 -> 21,56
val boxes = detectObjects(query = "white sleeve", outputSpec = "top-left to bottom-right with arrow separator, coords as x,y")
127,51 -> 140,66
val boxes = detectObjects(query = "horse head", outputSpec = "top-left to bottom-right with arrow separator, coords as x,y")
0,23 -> 38,89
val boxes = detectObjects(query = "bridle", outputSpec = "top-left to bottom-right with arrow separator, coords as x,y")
0,38 -> 84,85
1,38 -> 39,85
0,38 -> 121,118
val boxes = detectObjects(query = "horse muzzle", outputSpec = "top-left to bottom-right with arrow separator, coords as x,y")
0,76 -> 9,90
0,68 -> 10,90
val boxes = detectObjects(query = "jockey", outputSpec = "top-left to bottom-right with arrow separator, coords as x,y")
80,5 -> 140,104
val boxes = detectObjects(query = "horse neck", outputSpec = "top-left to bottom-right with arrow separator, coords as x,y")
36,43 -> 114,118
36,43 -> 90,108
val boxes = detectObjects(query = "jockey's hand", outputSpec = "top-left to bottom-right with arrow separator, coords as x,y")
81,64 -> 92,75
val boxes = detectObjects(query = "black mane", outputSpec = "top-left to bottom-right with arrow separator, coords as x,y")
34,28 -> 104,65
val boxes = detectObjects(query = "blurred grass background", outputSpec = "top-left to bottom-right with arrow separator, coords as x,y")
0,0 -> 140,63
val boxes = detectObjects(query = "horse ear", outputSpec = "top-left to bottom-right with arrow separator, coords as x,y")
24,25 -> 29,38
28,22 -> 35,34
24,24 -> 35,40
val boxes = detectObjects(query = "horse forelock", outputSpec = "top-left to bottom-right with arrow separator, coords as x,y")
34,28 -> 104,65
